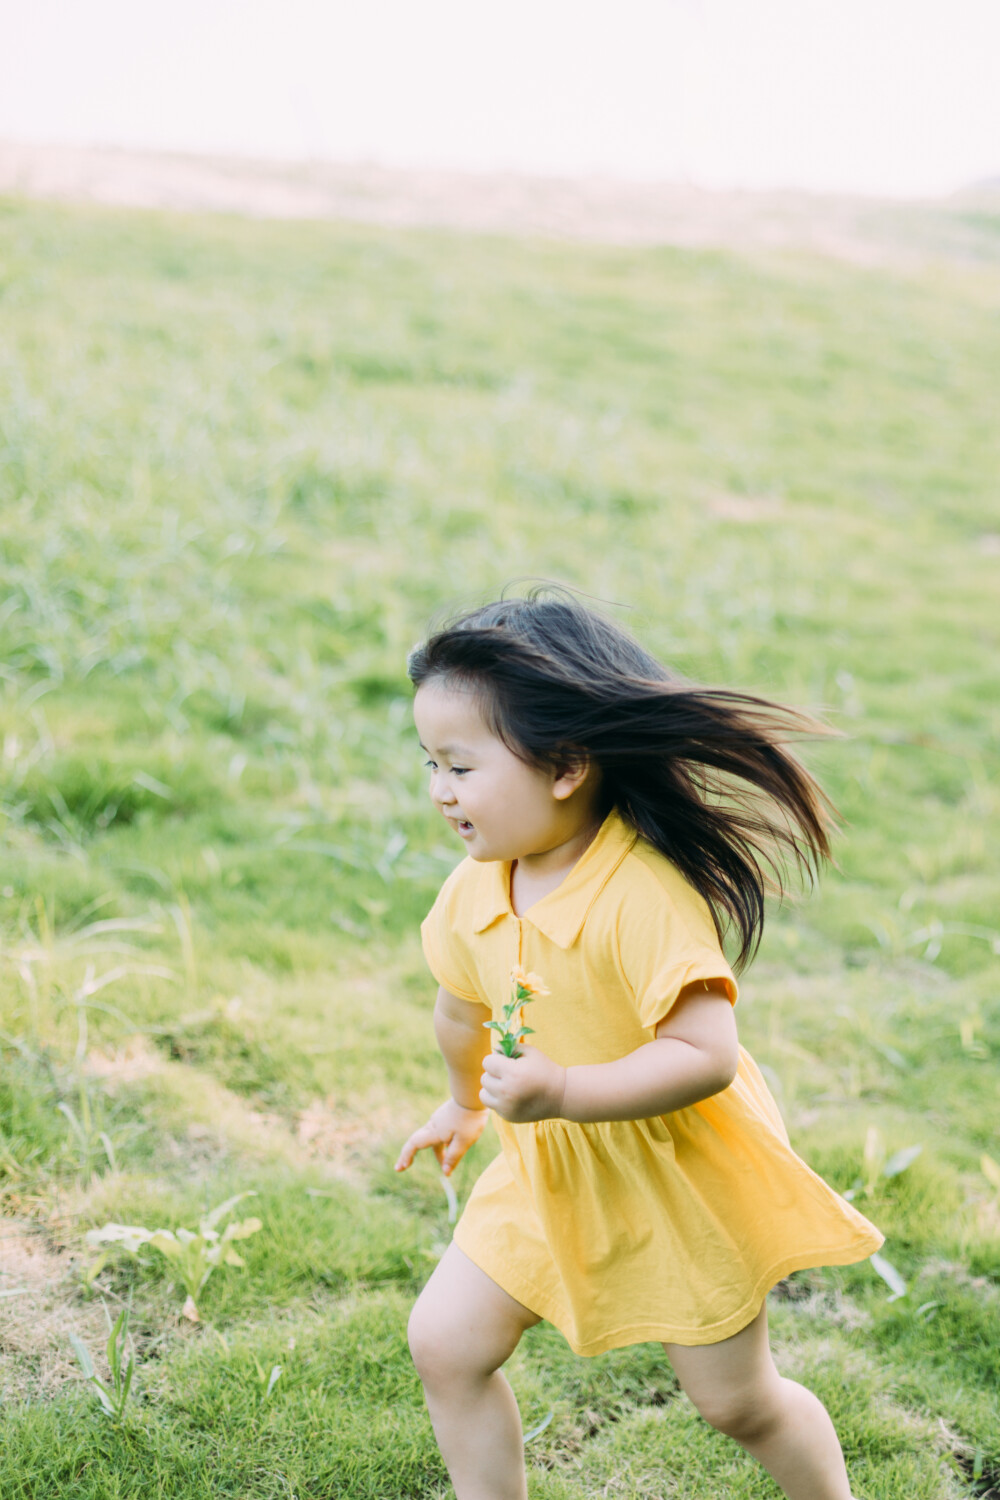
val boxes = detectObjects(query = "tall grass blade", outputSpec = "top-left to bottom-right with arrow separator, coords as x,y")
869,1252 -> 907,1301
69,1332 -> 95,1379
523,1410 -> 555,1444
882,1144 -> 923,1179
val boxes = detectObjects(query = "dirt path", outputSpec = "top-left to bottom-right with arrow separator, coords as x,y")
2,139 -> 995,268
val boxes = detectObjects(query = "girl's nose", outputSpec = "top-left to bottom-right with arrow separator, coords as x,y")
429,770 -> 456,808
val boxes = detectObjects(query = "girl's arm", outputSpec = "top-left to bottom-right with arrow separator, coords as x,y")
480,982 -> 739,1124
432,985 -> 494,1109
395,986 -> 492,1175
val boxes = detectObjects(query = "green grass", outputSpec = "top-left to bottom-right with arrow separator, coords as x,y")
0,192 -> 998,1497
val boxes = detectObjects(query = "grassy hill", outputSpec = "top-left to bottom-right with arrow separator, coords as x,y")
0,192 -> 998,1498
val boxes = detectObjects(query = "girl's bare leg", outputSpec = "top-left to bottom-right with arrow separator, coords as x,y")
408,1243 -> 542,1500
664,1304 -> 856,1500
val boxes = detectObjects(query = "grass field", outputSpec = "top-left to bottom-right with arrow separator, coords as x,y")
0,191 -> 998,1499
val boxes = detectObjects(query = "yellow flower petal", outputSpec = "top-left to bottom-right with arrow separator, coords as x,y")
510,965 -> 550,998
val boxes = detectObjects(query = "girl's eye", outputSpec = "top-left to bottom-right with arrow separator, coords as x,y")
423,759 -> 469,776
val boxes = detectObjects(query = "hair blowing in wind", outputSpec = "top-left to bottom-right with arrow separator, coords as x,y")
408,590 -> 837,971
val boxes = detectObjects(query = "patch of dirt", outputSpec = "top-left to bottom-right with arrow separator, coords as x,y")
86,1034 -> 162,1084
705,493 -> 784,522
769,1275 -> 873,1330
1,139 -> 995,269
86,1029 -> 400,1188
0,1219 -> 117,1403
296,1098 -> 398,1183
85,1028 -> 399,1184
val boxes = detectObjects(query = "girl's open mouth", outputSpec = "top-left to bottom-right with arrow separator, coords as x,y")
457,820 -> 474,835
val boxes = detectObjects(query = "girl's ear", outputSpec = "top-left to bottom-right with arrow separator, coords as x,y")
551,753 -> 594,801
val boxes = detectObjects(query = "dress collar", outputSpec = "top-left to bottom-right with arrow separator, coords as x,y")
470,808 -> 637,948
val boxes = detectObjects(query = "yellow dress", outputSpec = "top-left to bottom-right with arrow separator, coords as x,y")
421,810 -> 883,1355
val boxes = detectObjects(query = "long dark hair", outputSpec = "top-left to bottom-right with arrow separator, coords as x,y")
408,588 -> 837,971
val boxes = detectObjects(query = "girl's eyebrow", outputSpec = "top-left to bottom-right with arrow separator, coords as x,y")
417,740 -> 474,757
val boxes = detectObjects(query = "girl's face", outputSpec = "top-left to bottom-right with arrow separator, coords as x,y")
413,677 -> 593,866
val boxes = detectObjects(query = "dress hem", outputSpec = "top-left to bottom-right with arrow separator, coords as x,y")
453,1223 -> 885,1355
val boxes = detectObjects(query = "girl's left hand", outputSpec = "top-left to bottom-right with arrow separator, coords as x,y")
480,1044 -> 567,1123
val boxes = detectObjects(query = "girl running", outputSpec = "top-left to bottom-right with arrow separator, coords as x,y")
397,589 -> 881,1500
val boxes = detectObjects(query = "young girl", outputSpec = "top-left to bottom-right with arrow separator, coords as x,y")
396,590 -> 882,1500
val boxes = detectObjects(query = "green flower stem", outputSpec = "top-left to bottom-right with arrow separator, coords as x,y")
483,981 -> 538,1058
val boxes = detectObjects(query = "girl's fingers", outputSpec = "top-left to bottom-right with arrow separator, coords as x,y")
440,1139 -> 466,1174
396,1100 -> 488,1174
395,1124 -> 444,1171
394,1139 -> 417,1171
481,1053 -> 515,1102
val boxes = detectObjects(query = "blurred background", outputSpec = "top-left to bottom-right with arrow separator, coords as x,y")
4,0 -> 1000,193
1,6 -> 998,1499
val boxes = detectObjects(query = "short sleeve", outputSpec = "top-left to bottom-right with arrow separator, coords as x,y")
614,864 -> 738,1033
420,875 -> 482,1004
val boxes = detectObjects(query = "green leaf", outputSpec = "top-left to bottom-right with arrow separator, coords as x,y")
106,1307 -> 128,1373
120,1356 -> 135,1408
85,1224 -> 156,1256
83,1251 -> 111,1289
863,1125 -> 885,1193
871,1040 -> 909,1070
69,1333 -> 95,1380
882,1144 -> 923,1179
869,1251 -> 907,1301
222,1217 -> 263,1242
57,1101 -> 86,1144
147,1231 -> 182,1260
202,1191 -> 257,1233
523,1409 -> 554,1444
981,1153 -> 1000,1192
90,1379 -> 118,1418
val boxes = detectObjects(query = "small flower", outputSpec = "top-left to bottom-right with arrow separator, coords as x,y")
510,966 -> 550,1001
485,967 -> 550,1058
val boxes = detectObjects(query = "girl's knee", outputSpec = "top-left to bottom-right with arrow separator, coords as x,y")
407,1298 -> 451,1385
407,1246 -> 535,1391
687,1378 -> 785,1444
407,1296 -> 498,1390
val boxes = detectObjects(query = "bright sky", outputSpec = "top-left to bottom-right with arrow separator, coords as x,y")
4,0 -> 999,197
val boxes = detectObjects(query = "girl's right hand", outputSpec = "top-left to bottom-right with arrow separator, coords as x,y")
394,1099 -> 489,1177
